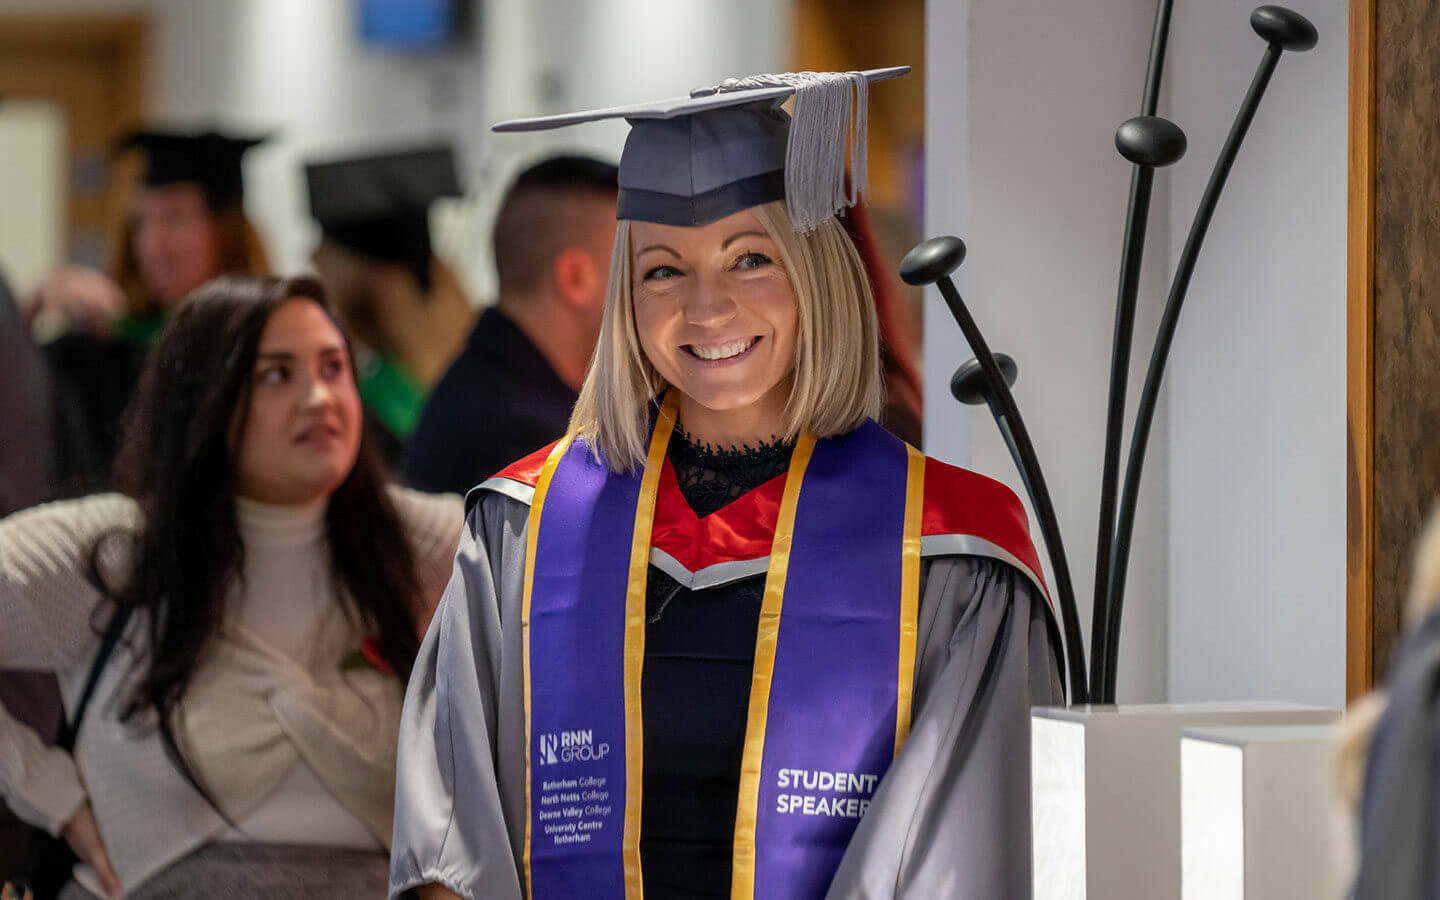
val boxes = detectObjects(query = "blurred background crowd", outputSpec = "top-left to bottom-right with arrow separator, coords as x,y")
0,0 -> 927,509
0,0 -> 924,893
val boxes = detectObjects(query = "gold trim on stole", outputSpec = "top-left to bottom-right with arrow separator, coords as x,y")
895,444 -> 925,752
621,393 -> 680,898
729,433 -> 818,900
521,436 -> 575,897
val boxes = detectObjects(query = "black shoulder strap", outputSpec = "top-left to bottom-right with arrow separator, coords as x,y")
55,603 -> 134,752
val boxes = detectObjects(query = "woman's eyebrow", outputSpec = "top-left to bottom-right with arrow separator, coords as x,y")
636,243 -> 680,259
257,344 -> 346,360
721,230 -> 769,250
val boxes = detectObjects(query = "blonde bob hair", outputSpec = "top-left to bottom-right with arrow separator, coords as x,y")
569,200 -> 884,472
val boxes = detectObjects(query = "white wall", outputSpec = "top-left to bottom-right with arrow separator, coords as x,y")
926,0 -> 1172,701
0,0 -> 790,299
1165,0 -> 1346,709
924,0 -> 1347,707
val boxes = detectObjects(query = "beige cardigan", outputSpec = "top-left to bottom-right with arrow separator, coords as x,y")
0,486 -> 462,895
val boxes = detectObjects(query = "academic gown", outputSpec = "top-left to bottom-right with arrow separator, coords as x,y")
389,436 -> 1064,900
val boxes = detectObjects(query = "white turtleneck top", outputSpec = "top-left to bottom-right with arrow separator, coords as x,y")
0,486 -> 462,896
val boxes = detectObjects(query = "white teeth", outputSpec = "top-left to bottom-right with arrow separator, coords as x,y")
689,338 -> 756,360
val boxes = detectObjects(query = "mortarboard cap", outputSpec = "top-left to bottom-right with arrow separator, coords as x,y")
493,67 -> 909,232
305,144 -> 463,289
115,128 -> 267,211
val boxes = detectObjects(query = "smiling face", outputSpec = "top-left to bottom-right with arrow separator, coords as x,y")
630,208 -> 799,444
235,298 -> 363,506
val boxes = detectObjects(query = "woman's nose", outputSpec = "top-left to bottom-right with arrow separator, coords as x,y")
683,276 -> 739,326
302,373 -> 334,409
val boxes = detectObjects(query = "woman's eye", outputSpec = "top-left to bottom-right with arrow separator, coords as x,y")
735,252 -> 772,271
257,366 -> 289,385
320,358 -> 346,380
642,264 -> 681,282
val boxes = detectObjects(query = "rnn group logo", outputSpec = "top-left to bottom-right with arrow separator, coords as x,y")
537,728 -> 610,765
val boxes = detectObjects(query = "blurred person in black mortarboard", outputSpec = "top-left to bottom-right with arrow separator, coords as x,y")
34,127 -> 271,496
306,144 -> 478,462
399,154 -> 619,495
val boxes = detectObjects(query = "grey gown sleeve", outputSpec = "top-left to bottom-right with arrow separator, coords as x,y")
389,497 -> 525,900
825,555 -> 1064,900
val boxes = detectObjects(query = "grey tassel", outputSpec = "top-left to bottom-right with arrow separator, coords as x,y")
715,71 -> 871,232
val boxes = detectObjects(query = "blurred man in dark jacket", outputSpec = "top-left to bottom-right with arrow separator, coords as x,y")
401,155 -> 618,495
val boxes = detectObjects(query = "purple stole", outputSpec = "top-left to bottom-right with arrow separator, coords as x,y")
521,400 -> 923,900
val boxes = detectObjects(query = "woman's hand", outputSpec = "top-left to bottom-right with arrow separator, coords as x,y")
62,802 -> 122,898
30,265 -> 127,335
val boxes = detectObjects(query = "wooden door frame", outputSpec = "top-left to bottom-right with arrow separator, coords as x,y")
1346,0 -> 1376,702
0,13 -> 148,255
0,14 -> 146,122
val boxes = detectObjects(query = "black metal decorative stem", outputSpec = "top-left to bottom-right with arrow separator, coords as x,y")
1100,10 -> 1315,700
954,360 -> 1037,514
903,241 -> 1089,702
1092,0 -> 1179,704
1140,0 -> 1176,117
1091,123 -> 1186,702
941,280 -> 1086,702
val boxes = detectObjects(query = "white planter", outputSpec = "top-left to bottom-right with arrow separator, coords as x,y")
1031,703 -> 1339,900
1180,724 -> 1351,900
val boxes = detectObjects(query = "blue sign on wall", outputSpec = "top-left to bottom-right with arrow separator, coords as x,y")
358,0 -> 464,49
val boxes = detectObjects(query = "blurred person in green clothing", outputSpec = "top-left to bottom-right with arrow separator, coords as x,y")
306,144 -> 476,462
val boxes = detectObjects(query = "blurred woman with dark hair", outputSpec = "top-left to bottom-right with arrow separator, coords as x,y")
0,276 -> 461,898
35,129 -> 272,496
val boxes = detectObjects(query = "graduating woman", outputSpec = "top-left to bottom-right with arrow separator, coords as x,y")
390,68 -> 1063,900
0,277 -> 461,898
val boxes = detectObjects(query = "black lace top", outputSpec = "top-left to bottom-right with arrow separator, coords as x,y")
666,429 -> 795,518
639,429 -> 793,897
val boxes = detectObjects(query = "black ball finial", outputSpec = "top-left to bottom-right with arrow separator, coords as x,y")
950,354 -> 1018,406
1115,116 -> 1188,167
1250,6 -> 1318,51
900,236 -> 967,286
